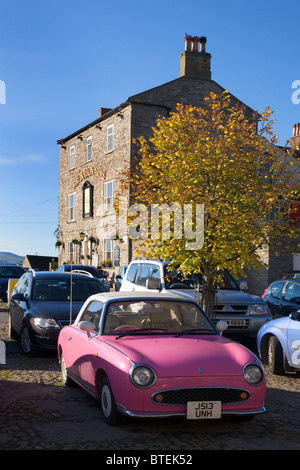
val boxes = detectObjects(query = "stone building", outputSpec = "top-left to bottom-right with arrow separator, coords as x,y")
57,36 -> 241,269
57,35 -> 299,293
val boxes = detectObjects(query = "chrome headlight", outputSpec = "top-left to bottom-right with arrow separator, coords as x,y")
33,318 -> 60,329
243,363 -> 264,386
249,303 -> 269,315
130,365 -> 157,388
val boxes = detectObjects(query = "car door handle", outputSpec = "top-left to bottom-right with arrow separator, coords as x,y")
68,337 -> 72,342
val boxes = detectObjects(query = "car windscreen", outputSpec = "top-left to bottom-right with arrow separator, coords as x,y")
103,299 -> 216,336
0,266 -> 25,278
164,267 -> 239,290
32,278 -> 106,301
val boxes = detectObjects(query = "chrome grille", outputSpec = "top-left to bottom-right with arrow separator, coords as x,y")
152,387 -> 249,406
213,305 -> 248,315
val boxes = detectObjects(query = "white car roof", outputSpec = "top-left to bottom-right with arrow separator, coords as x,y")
86,291 -> 190,303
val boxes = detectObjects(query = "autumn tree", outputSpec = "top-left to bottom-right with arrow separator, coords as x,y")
126,91 -> 300,315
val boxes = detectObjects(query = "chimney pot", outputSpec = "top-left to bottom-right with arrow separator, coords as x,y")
185,34 -> 192,51
192,36 -> 199,52
199,36 -> 207,52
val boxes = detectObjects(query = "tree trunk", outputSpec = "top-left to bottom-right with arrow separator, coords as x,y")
201,271 -> 216,319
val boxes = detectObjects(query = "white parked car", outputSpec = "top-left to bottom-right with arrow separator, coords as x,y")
120,259 -> 272,339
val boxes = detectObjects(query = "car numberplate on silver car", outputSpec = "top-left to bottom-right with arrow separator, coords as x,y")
227,319 -> 246,326
187,401 -> 221,419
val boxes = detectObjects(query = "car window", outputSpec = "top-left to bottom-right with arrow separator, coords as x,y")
150,265 -> 161,281
135,264 -> 152,287
267,282 -> 284,299
284,283 -> 300,303
13,275 -> 26,294
79,301 -> 103,332
31,278 -> 106,301
126,263 -> 138,283
0,266 -> 25,278
103,299 -> 215,335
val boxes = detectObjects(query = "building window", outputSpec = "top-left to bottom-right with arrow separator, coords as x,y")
68,193 -> 76,221
70,146 -> 75,169
113,245 -> 120,267
104,180 -> 115,213
68,241 -> 75,261
107,124 -> 114,152
82,181 -> 93,218
103,238 -> 113,264
86,136 -> 92,161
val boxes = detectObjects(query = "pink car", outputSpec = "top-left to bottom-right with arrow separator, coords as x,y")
57,292 -> 266,425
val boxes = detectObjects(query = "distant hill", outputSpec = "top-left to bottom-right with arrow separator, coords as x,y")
0,252 -> 25,264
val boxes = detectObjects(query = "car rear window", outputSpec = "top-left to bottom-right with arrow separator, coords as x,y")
32,278 -> 106,301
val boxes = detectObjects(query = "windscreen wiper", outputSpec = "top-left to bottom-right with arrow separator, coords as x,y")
115,328 -> 168,339
174,329 -> 216,337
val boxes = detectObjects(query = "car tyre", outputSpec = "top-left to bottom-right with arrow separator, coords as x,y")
19,323 -> 38,357
99,376 -> 122,425
268,335 -> 285,375
8,313 -> 18,340
60,353 -> 76,387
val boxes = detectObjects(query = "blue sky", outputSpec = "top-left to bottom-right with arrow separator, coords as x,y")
0,0 -> 299,258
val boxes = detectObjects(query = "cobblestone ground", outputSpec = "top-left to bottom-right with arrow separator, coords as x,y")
0,317 -> 300,451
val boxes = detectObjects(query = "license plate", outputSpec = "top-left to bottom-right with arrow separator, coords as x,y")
227,319 -> 246,326
187,401 -> 221,419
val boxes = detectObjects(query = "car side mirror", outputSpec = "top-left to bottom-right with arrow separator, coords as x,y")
78,321 -> 95,338
146,278 -> 161,290
216,320 -> 228,335
116,275 -> 122,280
11,293 -> 26,302
290,311 -> 300,322
239,280 -> 248,291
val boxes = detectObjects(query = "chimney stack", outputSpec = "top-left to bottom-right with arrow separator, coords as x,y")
292,123 -> 300,149
180,34 -> 211,80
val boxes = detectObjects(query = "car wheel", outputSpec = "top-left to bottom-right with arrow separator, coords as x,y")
99,376 -> 122,425
8,313 -> 18,340
60,353 -> 75,387
268,335 -> 285,375
19,323 -> 38,357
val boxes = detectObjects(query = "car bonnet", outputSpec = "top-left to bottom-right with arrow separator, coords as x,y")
104,334 -> 256,377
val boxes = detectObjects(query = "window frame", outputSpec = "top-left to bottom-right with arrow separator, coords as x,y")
103,237 -> 113,264
86,136 -> 92,162
82,181 -> 94,218
107,124 -> 114,153
104,179 -> 115,213
68,192 -> 76,221
70,146 -> 75,169
68,241 -> 75,261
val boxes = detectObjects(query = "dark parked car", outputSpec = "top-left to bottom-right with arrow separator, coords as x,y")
56,264 -> 110,290
0,264 -> 26,301
282,272 -> 300,279
262,278 -> 300,318
8,270 -> 107,357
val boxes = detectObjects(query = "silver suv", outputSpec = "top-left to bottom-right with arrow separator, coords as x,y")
120,259 -> 272,338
